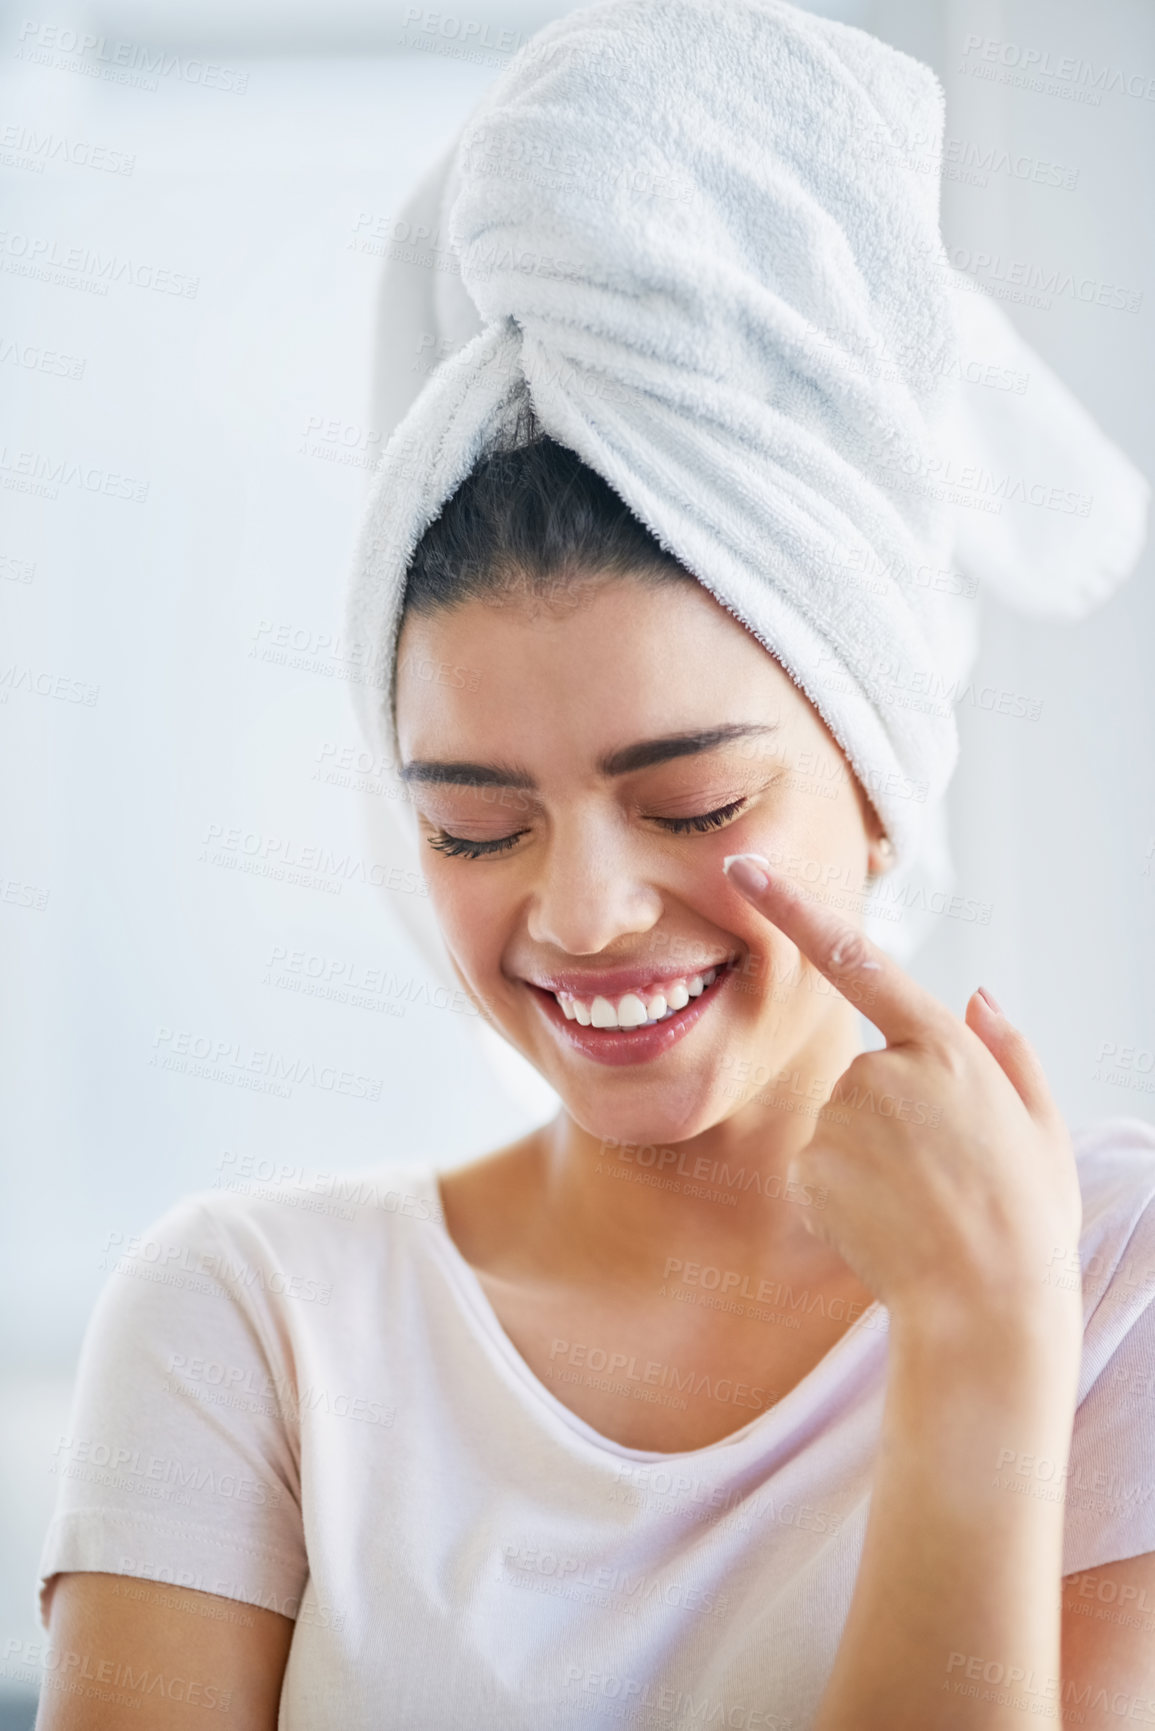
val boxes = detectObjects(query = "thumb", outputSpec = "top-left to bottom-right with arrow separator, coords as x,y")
965,986 -> 1059,1123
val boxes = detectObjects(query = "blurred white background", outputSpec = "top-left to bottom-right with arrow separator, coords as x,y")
1,0 -> 1152,1718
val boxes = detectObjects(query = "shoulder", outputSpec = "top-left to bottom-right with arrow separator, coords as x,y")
1062,1119 -> 1155,1573
1070,1117 -> 1155,1312
1072,1114 -> 1155,1208
1066,1118 -> 1155,1409
107,1158 -> 445,1318
193,1154 -> 444,1236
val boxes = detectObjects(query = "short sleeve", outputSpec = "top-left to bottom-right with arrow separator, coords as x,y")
1062,1124 -> 1155,1576
37,1190 -> 309,1628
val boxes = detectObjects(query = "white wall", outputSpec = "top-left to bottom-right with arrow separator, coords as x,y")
1,0 -> 1151,1709
0,26 -> 547,1701
876,0 -> 1155,1123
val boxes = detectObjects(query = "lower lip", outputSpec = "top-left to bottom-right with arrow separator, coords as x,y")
528,971 -> 731,1068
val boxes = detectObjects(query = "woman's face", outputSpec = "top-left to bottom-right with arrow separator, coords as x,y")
395,575 -> 886,1146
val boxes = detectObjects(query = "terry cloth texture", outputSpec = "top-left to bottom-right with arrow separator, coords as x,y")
346,0 -> 1148,962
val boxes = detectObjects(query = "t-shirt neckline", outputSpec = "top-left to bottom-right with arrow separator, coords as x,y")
406,1161 -> 888,1466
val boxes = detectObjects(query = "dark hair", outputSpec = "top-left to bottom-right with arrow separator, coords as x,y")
401,400 -> 695,617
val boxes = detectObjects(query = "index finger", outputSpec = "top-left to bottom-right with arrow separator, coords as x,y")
721,851 -> 953,1049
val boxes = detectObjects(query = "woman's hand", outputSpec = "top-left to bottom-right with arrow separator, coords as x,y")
722,853 -> 1084,1340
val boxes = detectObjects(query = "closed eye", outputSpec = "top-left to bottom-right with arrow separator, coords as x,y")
651,798 -> 748,834
425,828 -> 529,860
424,797 -> 749,860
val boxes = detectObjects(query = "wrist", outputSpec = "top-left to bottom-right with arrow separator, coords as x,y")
888,1285 -> 1083,1391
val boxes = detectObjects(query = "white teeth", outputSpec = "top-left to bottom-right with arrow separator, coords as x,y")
552,967 -> 724,1029
616,993 -> 649,1029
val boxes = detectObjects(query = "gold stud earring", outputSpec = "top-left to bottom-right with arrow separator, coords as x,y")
872,835 -> 895,875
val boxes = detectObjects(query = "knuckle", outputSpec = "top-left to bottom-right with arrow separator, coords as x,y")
823,928 -> 872,975
922,1027 -> 966,1080
841,1049 -> 879,1085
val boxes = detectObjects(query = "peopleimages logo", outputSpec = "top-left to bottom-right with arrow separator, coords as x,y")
0,229 -> 199,297
15,20 -> 249,94
941,246 -> 1141,314
959,34 -> 1155,104
0,444 -> 147,501
199,822 -> 428,898
149,1026 -> 384,1102
942,136 -> 1079,191
0,122 -> 135,175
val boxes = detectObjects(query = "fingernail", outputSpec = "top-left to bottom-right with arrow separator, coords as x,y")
723,853 -> 770,894
977,985 -> 1003,1016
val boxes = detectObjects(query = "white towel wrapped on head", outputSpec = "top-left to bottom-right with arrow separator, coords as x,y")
347,0 -> 1148,971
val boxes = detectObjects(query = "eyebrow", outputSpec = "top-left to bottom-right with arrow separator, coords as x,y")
399,723 -> 780,790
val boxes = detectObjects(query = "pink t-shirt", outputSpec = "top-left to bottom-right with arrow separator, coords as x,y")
36,1117 -> 1155,1728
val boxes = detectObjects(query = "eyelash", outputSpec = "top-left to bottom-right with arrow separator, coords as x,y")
425,798 -> 748,861
426,830 -> 528,860
658,797 -> 747,834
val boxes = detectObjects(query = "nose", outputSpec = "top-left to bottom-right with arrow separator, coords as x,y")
525,811 -> 663,956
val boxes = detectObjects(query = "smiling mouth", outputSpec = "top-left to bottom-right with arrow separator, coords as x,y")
554,969 -> 720,1029
526,958 -> 736,1041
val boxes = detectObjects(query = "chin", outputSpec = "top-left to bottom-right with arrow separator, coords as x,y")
556,1073 -> 737,1155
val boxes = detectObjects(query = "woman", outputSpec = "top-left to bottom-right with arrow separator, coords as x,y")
36,2 -> 1155,1727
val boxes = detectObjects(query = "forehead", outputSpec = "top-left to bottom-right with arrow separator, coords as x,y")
394,576 -> 811,761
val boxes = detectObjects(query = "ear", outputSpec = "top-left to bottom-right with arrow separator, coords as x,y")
861,802 -> 895,880
866,835 -> 895,878
843,755 -> 894,880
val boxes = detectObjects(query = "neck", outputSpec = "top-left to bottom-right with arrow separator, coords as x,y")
530,999 -> 867,1288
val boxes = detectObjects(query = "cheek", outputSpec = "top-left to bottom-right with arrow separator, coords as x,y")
725,786 -> 865,897
422,861 -> 482,952
782,773 -> 866,865
423,863 -> 513,991
675,826 -> 825,1019
725,921 -> 802,1019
